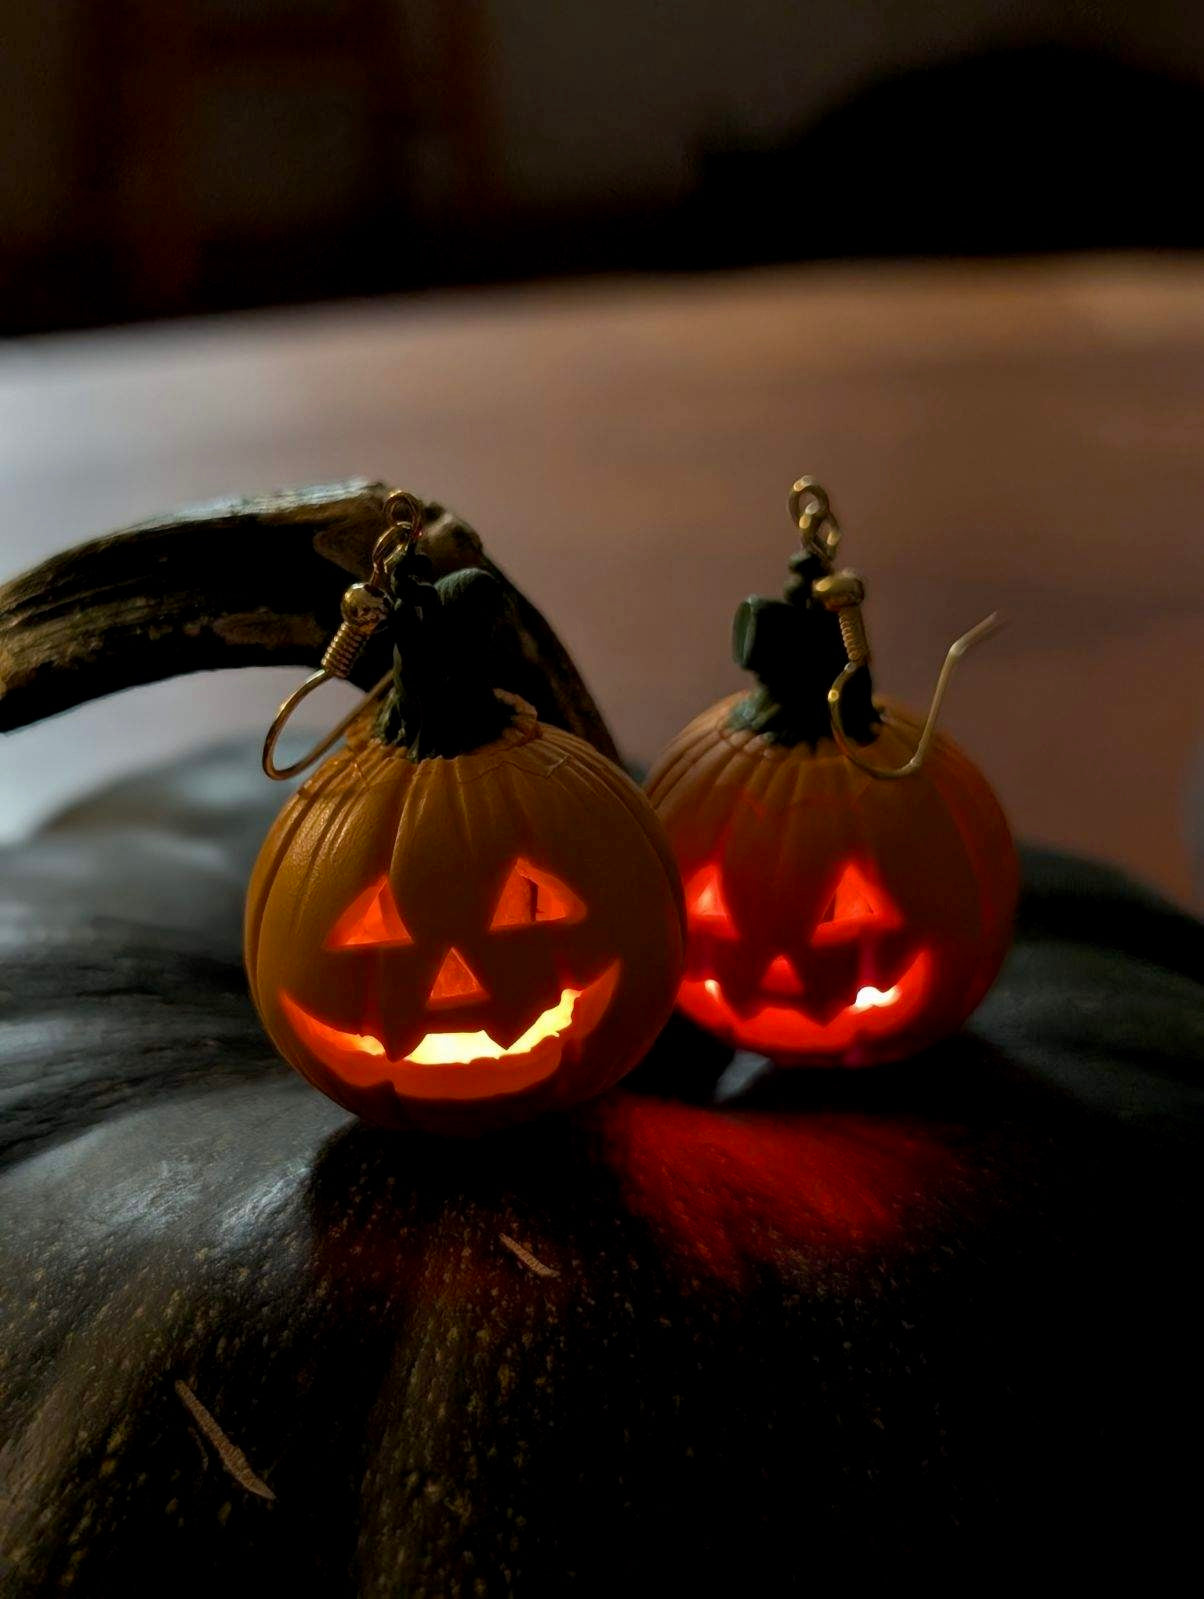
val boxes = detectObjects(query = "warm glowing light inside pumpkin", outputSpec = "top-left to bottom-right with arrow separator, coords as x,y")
686,860 -> 900,949
490,858 -> 585,929
712,967 -> 895,1008
427,946 -> 488,1007
312,863 -> 594,1060
281,962 -> 621,1073
682,859 -> 927,1059
685,863 -> 736,935
280,960 -> 621,1102
407,985 -> 580,1063
281,854 -> 622,1102
282,986 -> 580,1064
811,862 -> 898,944
682,952 -> 931,1058
326,877 -> 412,949
853,983 -> 899,1011
761,954 -> 803,995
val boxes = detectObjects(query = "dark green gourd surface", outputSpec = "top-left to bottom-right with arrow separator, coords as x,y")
0,743 -> 1200,1595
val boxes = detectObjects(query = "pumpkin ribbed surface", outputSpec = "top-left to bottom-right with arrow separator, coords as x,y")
646,694 -> 1018,1065
247,709 -> 685,1132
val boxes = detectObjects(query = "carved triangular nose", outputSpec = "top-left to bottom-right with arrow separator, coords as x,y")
761,954 -> 804,996
427,946 -> 488,1008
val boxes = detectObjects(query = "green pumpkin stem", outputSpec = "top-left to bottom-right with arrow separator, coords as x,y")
728,548 -> 880,746
376,556 -> 521,761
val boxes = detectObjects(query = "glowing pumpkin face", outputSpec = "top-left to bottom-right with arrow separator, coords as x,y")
278,860 -> 620,1104
645,695 -> 1018,1067
679,859 -> 933,1056
246,707 -> 685,1134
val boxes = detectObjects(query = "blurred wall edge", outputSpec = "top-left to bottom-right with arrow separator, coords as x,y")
4,1 -> 1204,333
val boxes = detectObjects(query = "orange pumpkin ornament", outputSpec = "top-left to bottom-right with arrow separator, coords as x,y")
247,506 -> 684,1134
645,479 -> 1017,1069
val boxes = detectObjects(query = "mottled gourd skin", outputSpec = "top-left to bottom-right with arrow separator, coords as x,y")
646,694 -> 1018,1066
247,708 -> 685,1134
1,744 -> 1199,1594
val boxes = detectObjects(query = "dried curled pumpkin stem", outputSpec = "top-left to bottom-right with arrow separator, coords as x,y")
0,478 -> 620,763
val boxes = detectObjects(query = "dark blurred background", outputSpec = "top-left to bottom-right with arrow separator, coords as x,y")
2,1 -> 1203,909
3,0 -> 1204,335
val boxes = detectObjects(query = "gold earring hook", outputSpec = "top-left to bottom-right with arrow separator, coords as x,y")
788,476 -> 843,566
815,565 -> 1001,779
261,490 -> 425,780
784,476 -> 1002,777
260,671 -> 394,782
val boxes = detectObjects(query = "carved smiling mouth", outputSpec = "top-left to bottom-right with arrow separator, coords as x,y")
678,950 -> 932,1061
280,961 -> 619,1101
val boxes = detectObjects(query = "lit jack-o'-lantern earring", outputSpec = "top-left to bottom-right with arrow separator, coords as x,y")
247,492 -> 685,1134
645,478 -> 1018,1069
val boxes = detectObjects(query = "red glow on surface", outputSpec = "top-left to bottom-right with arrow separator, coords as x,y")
679,951 -> 932,1059
596,1092 -> 960,1286
490,858 -> 585,929
684,863 -> 736,935
326,877 -> 412,949
427,947 -> 489,1007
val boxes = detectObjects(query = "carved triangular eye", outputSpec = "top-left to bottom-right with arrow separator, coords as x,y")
489,859 -> 585,930
684,863 -> 736,936
811,862 -> 881,945
327,877 -> 413,949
